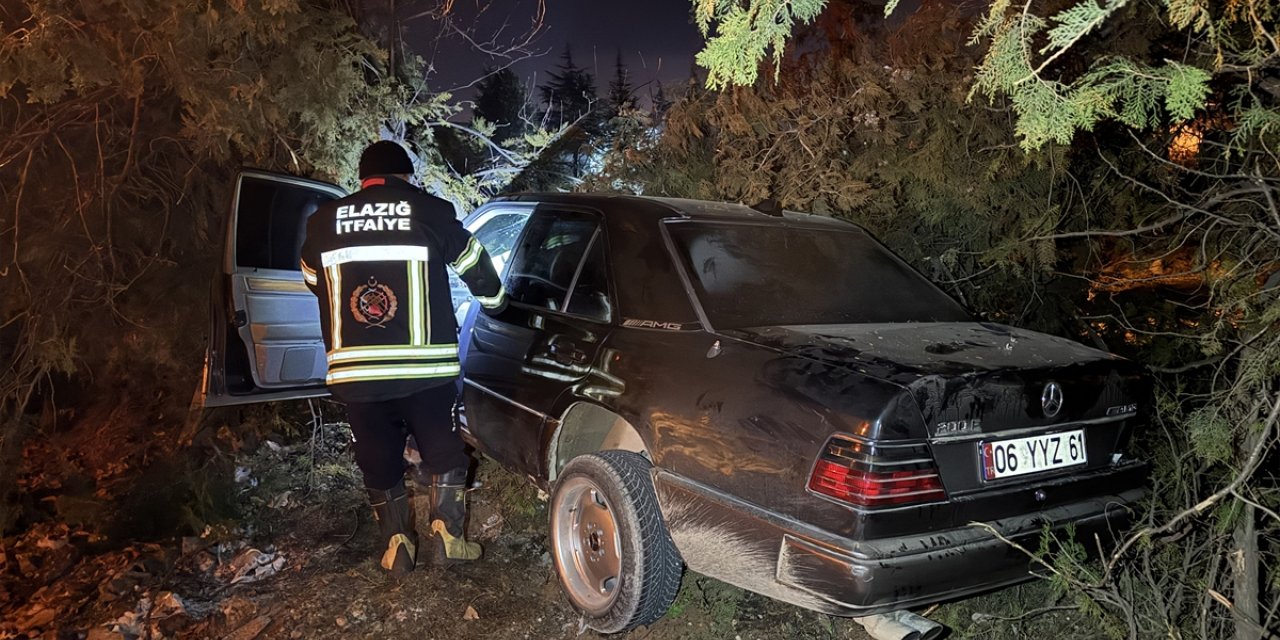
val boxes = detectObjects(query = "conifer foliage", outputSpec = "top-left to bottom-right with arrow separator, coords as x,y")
538,46 -> 598,131
0,0 -> 538,532
605,50 -> 635,122
473,67 -> 529,144
685,0 -> 1280,637
692,0 -> 826,88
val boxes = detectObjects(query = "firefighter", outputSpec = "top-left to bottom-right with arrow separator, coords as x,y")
300,140 -> 506,576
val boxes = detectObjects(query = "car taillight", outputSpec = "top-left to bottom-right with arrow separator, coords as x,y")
808,435 -> 946,507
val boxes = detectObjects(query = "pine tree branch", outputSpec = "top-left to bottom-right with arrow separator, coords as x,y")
1016,0 -> 1126,85
1148,356 -> 1224,374
1206,589 -> 1279,640
428,120 -> 522,165
1256,171 -> 1280,232
1026,211 -> 1189,240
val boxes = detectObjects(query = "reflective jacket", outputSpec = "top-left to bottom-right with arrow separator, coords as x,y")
300,175 -> 505,402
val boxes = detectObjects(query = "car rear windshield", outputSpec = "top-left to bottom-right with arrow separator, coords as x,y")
667,221 -> 970,329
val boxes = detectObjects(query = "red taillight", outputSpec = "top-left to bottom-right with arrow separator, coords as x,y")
808,436 -> 946,507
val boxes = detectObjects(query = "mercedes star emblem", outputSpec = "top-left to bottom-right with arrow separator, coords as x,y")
1041,381 -> 1065,418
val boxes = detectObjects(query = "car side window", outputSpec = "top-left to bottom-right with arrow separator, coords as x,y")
472,211 -> 527,277
449,210 -> 529,312
506,211 -> 598,312
564,234 -> 611,321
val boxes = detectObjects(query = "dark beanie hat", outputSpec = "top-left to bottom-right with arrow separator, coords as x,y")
358,140 -> 415,179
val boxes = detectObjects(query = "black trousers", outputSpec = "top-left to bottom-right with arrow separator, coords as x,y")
344,383 -> 470,491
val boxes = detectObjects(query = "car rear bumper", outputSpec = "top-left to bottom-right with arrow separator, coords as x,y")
652,467 -> 1143,616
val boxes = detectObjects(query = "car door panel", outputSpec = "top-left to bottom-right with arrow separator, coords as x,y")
463,308 -> 610,477
201,170 -> 344,407
459,208 -> 614,477
235,275 -> 325,386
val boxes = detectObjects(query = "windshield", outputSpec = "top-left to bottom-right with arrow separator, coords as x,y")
667,221 -> 970,329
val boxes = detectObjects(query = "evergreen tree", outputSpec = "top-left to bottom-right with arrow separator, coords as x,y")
690,0 -> 1280,636
606,50 -> 635,120
538,46 -> 598,130
473,67 -> 528,143
525,46 -> 604,181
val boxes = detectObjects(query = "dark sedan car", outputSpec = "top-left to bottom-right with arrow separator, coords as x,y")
201,173 -> 1149,634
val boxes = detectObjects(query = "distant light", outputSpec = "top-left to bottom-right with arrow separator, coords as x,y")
1168,126 -> 1202,165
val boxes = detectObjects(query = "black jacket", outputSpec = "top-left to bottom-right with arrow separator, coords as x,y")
300,175 -> 505,402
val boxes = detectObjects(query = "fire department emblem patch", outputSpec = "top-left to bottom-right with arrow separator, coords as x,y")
349,277 -> 398,328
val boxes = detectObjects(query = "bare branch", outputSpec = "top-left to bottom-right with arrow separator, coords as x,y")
1101,392 -> 1280,582
1026,211 -> 1190,241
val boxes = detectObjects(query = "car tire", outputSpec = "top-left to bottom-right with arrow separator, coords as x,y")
550,450 -> 682,633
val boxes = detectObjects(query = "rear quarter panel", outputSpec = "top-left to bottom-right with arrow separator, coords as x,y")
601,328 -> 908,538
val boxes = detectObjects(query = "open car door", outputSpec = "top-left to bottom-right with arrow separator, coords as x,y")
199,170 -> 346,407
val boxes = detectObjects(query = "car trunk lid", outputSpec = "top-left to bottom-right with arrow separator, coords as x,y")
728,323 -> 1148,496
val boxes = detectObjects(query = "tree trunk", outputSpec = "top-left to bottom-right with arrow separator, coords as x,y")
1231,427 -> 1261,640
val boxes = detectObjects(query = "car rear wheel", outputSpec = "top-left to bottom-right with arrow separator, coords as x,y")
550,450 -> 682,633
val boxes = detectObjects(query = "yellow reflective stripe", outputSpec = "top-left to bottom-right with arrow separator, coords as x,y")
422,260 -> 431,345
407,261 -> 423,345
475,285 -> 506,309
327,344 -> 457,363
326,265 -> 343,349
452,237 -> 483,272
451,237 -> 483,275
326,363 -> 461,384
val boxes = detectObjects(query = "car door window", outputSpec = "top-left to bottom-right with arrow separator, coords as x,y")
450,210 -> 529,311
506,211 -> 599,312
564,234 -> 611,321
234,177 -> 333,270
472,211 -> 528,276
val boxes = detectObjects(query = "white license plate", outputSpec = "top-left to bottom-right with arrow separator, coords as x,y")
980,430 -> 1087,481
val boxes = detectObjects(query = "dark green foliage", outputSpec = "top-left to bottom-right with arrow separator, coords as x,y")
590,3 -> 1088,335
509,46 -> 605,188
474,67 -> 529,144
605,50 -> 635,123
650,83 -> 674,119
538,46 -> 599,132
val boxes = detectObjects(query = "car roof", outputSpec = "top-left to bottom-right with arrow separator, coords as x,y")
490,192 -> 859,230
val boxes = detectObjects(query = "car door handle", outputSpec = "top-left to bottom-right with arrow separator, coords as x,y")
548,342 -> 587,364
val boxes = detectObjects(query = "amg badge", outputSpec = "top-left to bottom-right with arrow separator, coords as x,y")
1106,403 -> 1138,416
622,318 -> 685,330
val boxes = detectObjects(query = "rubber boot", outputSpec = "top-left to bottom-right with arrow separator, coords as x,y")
368,481 -> 416,576
428,468 -> 483,565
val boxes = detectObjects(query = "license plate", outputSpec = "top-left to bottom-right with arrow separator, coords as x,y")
980,430 -> 1086,481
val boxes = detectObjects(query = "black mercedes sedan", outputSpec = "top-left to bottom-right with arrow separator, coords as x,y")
202,176 -> 1149,635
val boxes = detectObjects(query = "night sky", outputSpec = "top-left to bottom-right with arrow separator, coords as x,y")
406,0 -> 705,106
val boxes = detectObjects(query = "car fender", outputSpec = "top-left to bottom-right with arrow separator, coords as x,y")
545,399 -> 650,482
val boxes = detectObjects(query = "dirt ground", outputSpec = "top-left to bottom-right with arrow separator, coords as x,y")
0,410 -> 1103,640
0,413 -> 882,640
